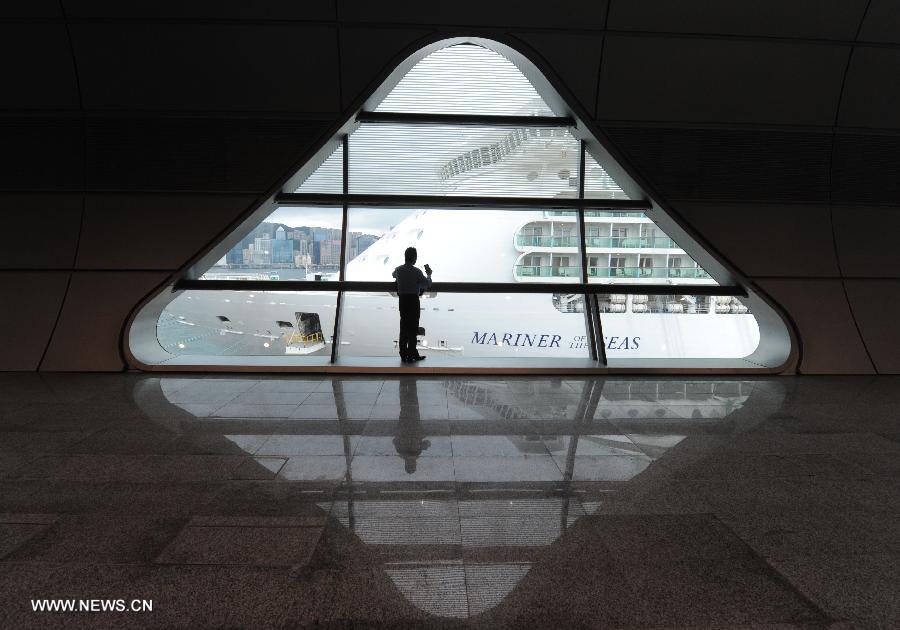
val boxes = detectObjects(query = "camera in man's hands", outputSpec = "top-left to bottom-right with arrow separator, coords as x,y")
424,263 -> 432,275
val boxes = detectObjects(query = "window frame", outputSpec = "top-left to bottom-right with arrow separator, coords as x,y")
125,37 -> 795,373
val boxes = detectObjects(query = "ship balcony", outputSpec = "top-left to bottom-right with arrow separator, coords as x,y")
585,236 -> 678,249
515,235 -> 680,251
515,235 -> 580,249
513,265 -> 711,281
513,265 -> 581,281
545,210 -> 647,218
589,266 -> 712,280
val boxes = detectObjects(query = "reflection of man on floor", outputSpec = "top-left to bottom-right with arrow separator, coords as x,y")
392,247 -> 432,364
393,379 -> 430,474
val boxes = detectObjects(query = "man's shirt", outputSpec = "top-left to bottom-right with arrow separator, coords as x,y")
392,263 -> 432,295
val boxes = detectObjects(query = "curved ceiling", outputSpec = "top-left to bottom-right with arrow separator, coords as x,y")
2,0 -> 900,373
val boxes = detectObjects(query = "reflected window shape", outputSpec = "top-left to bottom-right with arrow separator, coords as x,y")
376,44 -> 553,116
133,374 -> 781,620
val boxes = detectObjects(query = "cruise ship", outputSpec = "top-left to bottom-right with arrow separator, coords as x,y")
155,44 -> 760,362
159,206 -> 759,361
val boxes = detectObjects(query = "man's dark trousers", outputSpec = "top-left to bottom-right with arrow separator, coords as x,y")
398,294 -> 420,361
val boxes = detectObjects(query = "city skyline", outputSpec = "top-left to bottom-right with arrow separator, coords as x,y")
268,207 -> 413,236
218,220 -> 380,268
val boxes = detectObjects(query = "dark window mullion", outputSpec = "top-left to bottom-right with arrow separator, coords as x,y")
331,134 -> 350,364
274,193 -> 650,212
176,279 -> 745,297
356,112 -> 574,127
576,141 -> 599,363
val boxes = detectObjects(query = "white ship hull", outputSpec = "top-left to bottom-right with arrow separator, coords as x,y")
165,290 -> 759,359
166,207 -> 761,361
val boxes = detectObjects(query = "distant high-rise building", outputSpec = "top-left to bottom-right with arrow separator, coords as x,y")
319,239 -> 341,266
225,244 -> 243,266
272,238 -> 294,264
252,237 -> 272,265
275,226 -> 286,240
313,227 -> 341,242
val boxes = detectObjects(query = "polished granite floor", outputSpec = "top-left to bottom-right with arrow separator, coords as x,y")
0,373 -> 898,628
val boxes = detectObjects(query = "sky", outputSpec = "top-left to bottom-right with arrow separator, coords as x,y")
267,207 -> 414,236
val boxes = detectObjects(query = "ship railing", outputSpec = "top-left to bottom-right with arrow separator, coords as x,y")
545,210 -> 647,218
585,236 -> 678,249
514,265 -> 581,278
516,235 -> 679,249
515,235 -> 580,247
587,267 -> 712,279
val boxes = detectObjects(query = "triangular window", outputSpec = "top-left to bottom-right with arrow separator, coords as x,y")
128,40 -> 790,370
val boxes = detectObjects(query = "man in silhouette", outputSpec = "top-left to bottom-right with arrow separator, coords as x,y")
392,247 -> 432,363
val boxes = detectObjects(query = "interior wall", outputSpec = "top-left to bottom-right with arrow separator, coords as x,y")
1,0 -> 897,373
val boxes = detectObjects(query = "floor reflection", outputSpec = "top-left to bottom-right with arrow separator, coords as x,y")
129,375 -> 782,620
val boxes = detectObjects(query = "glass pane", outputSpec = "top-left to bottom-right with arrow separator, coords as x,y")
583,212 -> 717,285
157,291 -> 337,357
345,208 -> 579,284
584,151 -> 629,199
201,207 -> 343,281
339,292 -> 591,359
349,124 -> 579,197
295,143 -> 343,193
376,44 -> 553,116
592,294 -> 759,359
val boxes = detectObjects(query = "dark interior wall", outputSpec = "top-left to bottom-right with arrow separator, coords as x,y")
1,0 -> 897,373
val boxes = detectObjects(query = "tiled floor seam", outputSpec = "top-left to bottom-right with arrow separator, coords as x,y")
710,513 -> 836,626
